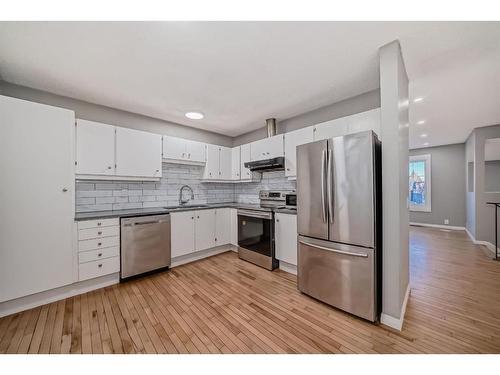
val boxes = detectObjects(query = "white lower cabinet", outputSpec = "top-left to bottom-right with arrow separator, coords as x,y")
171,211 -> 196,257
215,208 -> 231,246
195,209 -> 216,251
77,218 -> 120,281
230,208 -> 238,246
275,213 -> 298,266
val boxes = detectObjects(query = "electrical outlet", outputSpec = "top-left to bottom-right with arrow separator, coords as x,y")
444,219 -> 449,225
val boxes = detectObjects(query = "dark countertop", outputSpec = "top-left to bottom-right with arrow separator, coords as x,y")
75,202 -> 277,221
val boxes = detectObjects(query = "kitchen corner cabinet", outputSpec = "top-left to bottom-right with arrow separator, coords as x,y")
346,108 -> 380,136
250,134 -> 284,161
275,213 -> 298,266
284,127 -> 314,177
76,119 -> 116,176
163,135 -> 206,164
116,127 -> 163,178
215,208 -> 231,246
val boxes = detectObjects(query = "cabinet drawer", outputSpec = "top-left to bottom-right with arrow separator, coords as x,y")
78,226 -> 119,241
79,246 -> 119,264
78,256 -> 120,281
77,218 -> 119,230
78,236 -> 119,252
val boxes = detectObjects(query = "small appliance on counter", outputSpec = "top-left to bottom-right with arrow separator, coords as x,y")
237,190 -> 294,270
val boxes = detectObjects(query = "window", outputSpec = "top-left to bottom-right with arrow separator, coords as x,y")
409,154 -> 431,212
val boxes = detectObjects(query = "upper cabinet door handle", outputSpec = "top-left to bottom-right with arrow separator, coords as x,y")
62,188 -> 68,192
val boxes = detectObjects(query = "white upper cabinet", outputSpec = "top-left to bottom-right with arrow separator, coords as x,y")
219,146 -> 232,180
185,139 -> 206,163
116,127 -> 162,178
240,143 -> 252,180
346,108 -> 381,137
204,144 -> 220,180
231,147 -> 241,180
75,119 -> 116,176
284,126 -> 314,178
163,135 -> 206,164
250,134 -> 284,161
313,117 -> 348,141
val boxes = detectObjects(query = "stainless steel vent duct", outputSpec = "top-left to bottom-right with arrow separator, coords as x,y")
266,118 -> 277,137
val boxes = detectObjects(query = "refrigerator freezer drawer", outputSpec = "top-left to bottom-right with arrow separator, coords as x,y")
297,236 -> 376,322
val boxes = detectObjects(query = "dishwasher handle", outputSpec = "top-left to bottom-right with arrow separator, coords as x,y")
122,214 -> 170,227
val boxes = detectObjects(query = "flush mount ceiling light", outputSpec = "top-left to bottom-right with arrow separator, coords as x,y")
185,112 -> 204,120
420,133 -> 428,138
413,97 -> 424,103
417,120 -> 426,125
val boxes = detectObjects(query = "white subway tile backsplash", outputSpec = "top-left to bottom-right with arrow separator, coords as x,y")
76,164 -> 295,212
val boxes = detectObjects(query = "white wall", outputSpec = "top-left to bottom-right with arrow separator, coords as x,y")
379,40 -> 410,327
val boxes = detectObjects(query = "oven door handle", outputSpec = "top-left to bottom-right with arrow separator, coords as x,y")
237,209 -> 273,220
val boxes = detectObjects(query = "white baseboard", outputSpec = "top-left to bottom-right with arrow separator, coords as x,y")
410,222 -> 465,231
171,244 -> 234,268
0,273 -> 119,318
381,284 -> 410,331
465,227 -> 498,256
279,261 -> 297,275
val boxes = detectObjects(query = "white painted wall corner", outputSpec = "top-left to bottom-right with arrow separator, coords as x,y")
380,284 -> 410,331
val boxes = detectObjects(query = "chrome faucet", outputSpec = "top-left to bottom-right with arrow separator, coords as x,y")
179,185 -> 194,205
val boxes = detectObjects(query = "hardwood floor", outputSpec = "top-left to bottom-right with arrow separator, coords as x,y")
1,226 -> 499,354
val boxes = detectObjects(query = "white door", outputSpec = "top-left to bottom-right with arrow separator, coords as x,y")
275,213 -> 298,266
347,108 -> 381,137
204,144 -> 219,179
240,143 -> 252,180
171,211 -> 196,258
219,146 -> 232,180
314,117 -> 348,141
116,127 -> 162,178
230,208 -> 238,246
195,209 -> 216,251
215,208 -> 231,246
163,135 -> 187,160
0,95 -> 75,303
186,140 -> 206,163
76,119 -> 116,176
231,147 -> 241,180
250,135 -> 284,161
284,127 -> 314,177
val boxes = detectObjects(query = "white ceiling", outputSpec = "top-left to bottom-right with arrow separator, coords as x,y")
0,22 -> 499,148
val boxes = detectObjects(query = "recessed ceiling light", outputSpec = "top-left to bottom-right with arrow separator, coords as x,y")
185,112 -> 204,120
420,133 -> 428,138
417,120 -> 426,125
413,97 -> 424,103
423,142 -> 430,146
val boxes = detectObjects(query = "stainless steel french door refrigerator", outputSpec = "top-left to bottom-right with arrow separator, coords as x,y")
296,130 -> 382,322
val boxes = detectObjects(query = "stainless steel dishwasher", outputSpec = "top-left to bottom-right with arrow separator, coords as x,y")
120,214 -> 171,280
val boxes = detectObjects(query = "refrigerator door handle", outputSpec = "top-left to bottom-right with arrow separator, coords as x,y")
321,148 -> 327,222
298,239 -> 368,258
327,148 -> 334,223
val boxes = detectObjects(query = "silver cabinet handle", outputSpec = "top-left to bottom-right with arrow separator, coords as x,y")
98,253 -> 102,257
299,240 -> 368,258
327,149 -> 334,223
107,166 -> 112,169
97,231 -> 102,235
97,222 -> 102,226
62,188 -> 68,192
98,264 -> 103,268
188,153 -> 191,158
321,149 -> 327,223
97,242 -> 102,246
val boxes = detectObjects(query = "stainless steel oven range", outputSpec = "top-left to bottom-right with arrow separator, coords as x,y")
237,190 -> 294,270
